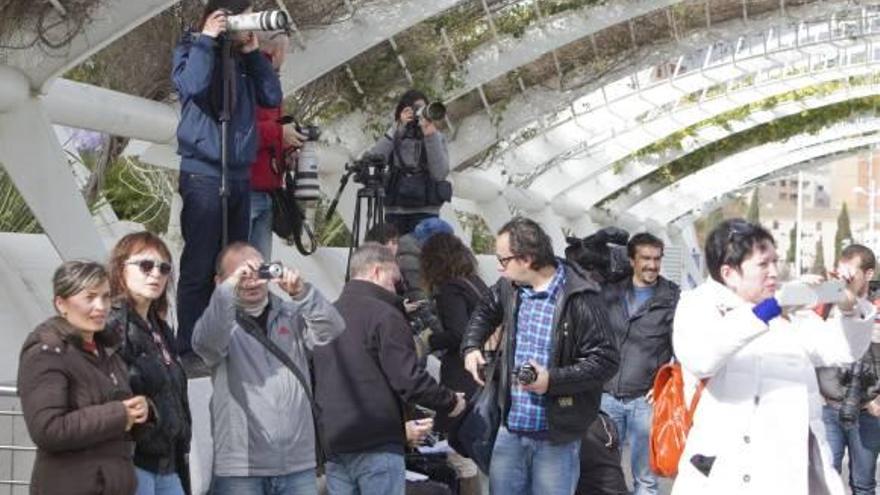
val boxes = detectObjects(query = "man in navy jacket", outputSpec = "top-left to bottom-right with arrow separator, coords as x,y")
171,0 -> 282,365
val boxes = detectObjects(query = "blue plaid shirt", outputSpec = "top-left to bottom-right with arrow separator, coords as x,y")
507,264 -> 566,432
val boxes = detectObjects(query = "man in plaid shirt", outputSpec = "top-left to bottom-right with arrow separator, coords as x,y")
462,217 -> 619,495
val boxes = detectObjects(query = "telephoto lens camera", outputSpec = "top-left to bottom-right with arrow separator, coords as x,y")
225,10 -> 290,32
839,361 -> 877,428
414,101 -> 446,122
514,363 -> 539,385
257,262 -> 283,280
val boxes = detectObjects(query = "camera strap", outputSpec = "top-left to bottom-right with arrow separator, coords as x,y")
235,310 -> 325,465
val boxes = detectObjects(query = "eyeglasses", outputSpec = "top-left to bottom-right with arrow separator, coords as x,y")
126,259 -> 172,276
496,254 -> 520,268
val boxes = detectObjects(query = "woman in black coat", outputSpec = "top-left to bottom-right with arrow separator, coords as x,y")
420,233 -> 489,399
107,232 -> 192,495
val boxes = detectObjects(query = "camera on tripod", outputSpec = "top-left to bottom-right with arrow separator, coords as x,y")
347,153 -> 388,188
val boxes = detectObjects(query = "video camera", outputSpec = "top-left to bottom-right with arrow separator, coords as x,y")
564,227 -> 632,284
346,153 -> 388,188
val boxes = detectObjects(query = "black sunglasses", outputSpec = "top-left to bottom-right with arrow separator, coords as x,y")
127,259 -> 172,276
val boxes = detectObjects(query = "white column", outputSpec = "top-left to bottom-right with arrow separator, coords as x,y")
795,171 -> 804,275
0,97 -> 106,259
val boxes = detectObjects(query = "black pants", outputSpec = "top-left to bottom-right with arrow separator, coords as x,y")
176,172 -> 251,354
576,412 -> 628,495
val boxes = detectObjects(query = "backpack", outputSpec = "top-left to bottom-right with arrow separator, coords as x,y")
648,362 -> 706,477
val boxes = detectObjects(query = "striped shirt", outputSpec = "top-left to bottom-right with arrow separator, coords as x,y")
507,264 -> 566,432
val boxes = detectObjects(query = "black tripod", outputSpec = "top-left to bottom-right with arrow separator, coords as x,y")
325,157 -> 388,280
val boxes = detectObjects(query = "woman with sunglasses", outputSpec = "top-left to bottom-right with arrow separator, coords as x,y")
107,232 -> 192,495
18,260 -> 148,494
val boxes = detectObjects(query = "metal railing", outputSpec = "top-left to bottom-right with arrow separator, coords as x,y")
0,386 -> 33,493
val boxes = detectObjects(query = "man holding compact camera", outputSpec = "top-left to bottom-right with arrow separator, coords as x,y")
816,244 -> 880,495
192,242 -> 345,494
462,217 -> 619,495
172,0 -> 282,363
367,89 -> 451,235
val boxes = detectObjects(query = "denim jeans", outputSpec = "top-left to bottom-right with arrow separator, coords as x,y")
210,468 -> 318,495
822,404 -> 880,495
489,427 -> 581,495
325,448 -> 405,495
249,191 -> 273,261
600,393 -> 658,495
135,467 -> 185,495
176,172 -> 251,354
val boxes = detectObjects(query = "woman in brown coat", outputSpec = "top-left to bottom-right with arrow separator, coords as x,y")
18,261 -> 149,494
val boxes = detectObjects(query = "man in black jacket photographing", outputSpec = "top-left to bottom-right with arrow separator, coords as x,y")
461,217 -> 619,495
313,243 -> 465,495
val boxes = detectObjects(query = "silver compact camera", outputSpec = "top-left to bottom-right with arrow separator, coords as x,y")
257,262 -> 283,280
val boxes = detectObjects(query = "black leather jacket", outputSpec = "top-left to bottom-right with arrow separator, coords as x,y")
603,277 -> 679,398
460,261 -> 619,443
107,304 -> 191,488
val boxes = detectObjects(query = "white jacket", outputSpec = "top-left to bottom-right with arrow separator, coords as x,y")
671,279 -> 875,495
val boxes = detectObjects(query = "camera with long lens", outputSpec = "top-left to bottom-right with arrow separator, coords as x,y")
404,101 -> 446,139
347,153 -> 388,188
839,361 -> 877,428
257,262 -> 283,280
513,363 -> 538,385
277,117 -> 322,203
226,10 -> 290,32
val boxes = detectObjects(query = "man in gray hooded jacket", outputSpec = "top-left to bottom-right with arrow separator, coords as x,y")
193,242 -> 345,494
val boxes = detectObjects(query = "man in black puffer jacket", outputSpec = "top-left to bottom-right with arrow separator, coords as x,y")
461,217 -> 619,495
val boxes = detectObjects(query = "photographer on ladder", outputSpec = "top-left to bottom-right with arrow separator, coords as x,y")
171,0 -> 282,371
367,89 -> 451,236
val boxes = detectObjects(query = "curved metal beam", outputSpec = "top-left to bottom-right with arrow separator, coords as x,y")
625,119 -> 880,223
2,0 -> 179,92
280,0 -> 462,94
448,0 -> 681,100
554,77 -> 880,212
517,28 -> 880,195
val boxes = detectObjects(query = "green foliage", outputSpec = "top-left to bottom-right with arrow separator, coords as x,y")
811,237 -> 826,275
102,158 -> 173,233
0,167 -> 41,233
312,199 -> 350,247
835,202 -> 852,265
456,212 -> 495,254
746,189 -> 760,224
787,223 -> 797,264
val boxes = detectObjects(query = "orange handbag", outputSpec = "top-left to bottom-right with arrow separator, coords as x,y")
648,362 -> 707,477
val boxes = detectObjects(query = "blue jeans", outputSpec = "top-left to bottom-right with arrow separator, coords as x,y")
249,191 -> 273,260
822,405 -> 880,495
489,426 -> 581,495
600,393 -> 657,495
325,448 -> 405,495
135,467 -> 185,495
210,468 -> 318,495
176,172 -> 250,354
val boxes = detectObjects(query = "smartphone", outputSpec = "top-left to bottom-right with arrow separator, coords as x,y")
776,280 -> 845,307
